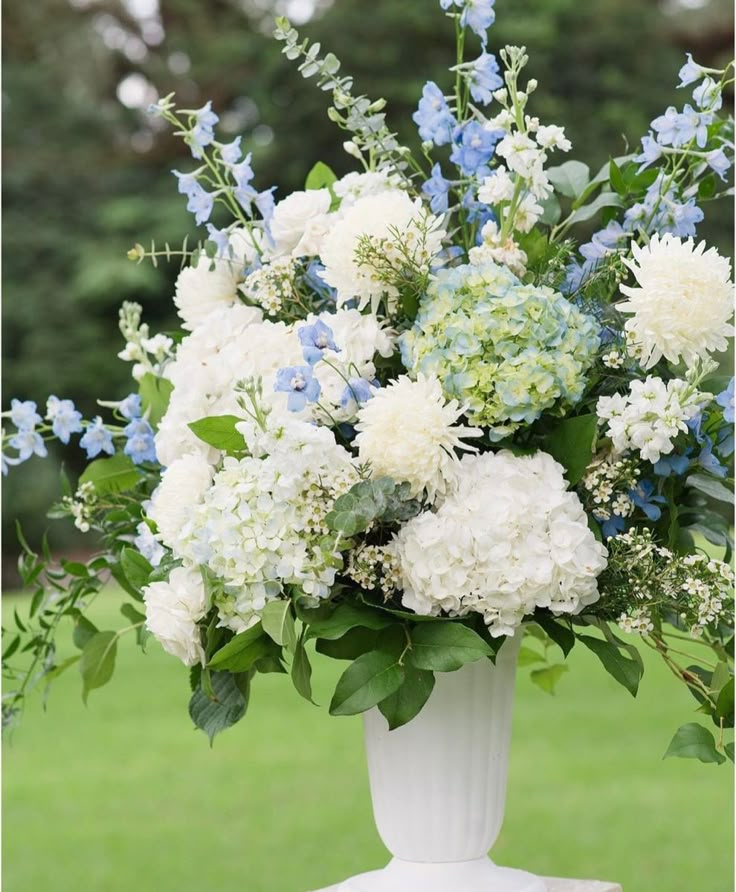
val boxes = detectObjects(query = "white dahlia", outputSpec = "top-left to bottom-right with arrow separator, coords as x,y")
319,190 -> 446,312
147,453 -> 214,555
143,566 -> 207,667
391,450 -> 608,636
618,234 -> 734,369
354,374 -> 481,501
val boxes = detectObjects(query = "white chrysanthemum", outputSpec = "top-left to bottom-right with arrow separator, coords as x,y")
143,566 -> 207,667
268,188 -> 333,259
618,234 -> 734,369
147,453 -> 214,555
174,257 -> 241,331
390,450 -> 608,636
319,190 -> 446,312
354,374 -> 481,501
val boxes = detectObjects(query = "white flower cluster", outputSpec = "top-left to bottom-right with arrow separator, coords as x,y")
391,450 -> 608,636
469,221 -> 528,277
582,453 -> 640,522
597,376 -> 710,464
618,234 -> 733,370
346,543 -> 402,596
62,481 -> 98,533
239,257 -> 299,317
355,374 -> 481,501
118,301 -> 175,381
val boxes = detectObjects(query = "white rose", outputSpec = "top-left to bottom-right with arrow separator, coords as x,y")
143,566 -> 207,667
269,189 -> 333,258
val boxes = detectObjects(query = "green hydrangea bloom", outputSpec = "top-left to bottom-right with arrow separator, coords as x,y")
400,262 -> 600,439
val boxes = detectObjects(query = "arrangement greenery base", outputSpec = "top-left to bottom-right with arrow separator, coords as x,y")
312,637 -> 545,892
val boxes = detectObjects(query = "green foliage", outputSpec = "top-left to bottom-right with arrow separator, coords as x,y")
303,601 -> 393,641
79,631 -> 118,703
406,623 -> 492,672
547,160 -> 590,198
664,723 -> 726,765
119,547 -> 153,595
138,374 -> 174,428
207,625 -> 270,673
188,415 -> 247,454
291,634 -> 314,703
260,599 -> 297,653
329,647 -> 405,716
577,634 -> 643,697
78,454 -> 140,494
378,666 -> 435,730
325,477 -> 418,536
530,663 -> 569,694
188,670 -> 252,744
304,161 -> 337,191
542,414 -> 598,485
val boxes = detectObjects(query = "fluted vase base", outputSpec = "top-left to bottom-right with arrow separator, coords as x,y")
313,857 -> 546,892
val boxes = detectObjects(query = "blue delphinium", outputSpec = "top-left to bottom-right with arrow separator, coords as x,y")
630,480 -> 666,521
422,163 -> 451,214
206,224 -> 232,258
46,396 -> 83,444
274,366 -> 321,412
118,393 -> 143,420
10,399 -> 42,431
466,52 -> 503,104
413,82 -> 457,146
716,378 -> 734,424
697,436 -> 727,477
653,452 -> 692,477
189,101 -> 218,159
450,121 -> 502,177
219,136 -> 242,165
80,417 -> 115,460
123,418 -> 157,464
298,320 -> 339,365
441,0 -> 496,43
678,53 -> 705,87
340,378 -> 376,408
8,429 -> 47,462
231,155 -> 258,211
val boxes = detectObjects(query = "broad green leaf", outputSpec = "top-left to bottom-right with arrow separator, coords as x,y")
517,646 -> 546,667
72,615 -> 99,650
80,631 -> 118,703
663,723 -> 726,765
44,654 -> 81,685
726,742 -> 734,763
407,622 -> 491,672
188,415 -> 246,454
567,191 -> 623,226
291,636 -> 314,702
316,626 -> 379,660
530,663 -> 568,694
208,625 -> 269,672
715,678 -> 734,728
577,634 -> 642,696
305,160 -> 337,191
534,614 -> 576,656
538,192 -> 561,226
544,414 -> 598,485
120,602 -> 151,649
330,649 -> 405,716
138,373 -> 174,428
547,160 -> 590,199
79,453 -> 140,495
261,599 -> 298,653
188,671 -> 250,744
305,602 -> 393,641
608,158 -> 627,195
378,666 -> 435,730
687,473 -> 734,505
120,547 -> 153,593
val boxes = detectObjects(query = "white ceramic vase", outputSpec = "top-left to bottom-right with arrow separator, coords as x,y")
313,634 -> 545,892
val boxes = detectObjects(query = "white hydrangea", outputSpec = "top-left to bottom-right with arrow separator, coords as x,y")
143,566 -> 207,667
597,376 -> 710,464
390,450 -> 608,636
319,190 -> 446,312
354,374 -> 481,501
175,419 -> 359,632
333,170 -> 401,208
147,453 -> 214,555
155,305 -> 301,466
267,188 -> 334,259
618,234 -> 734,369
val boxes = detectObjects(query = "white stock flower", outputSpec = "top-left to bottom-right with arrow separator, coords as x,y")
618,234 -> 734,369
333,170 -> 401,208
391,450 -> 608,636
496,132 -> 545,179
174,256 -> 241,330
319,190 -> 446,312
354,374 -> 481,501
143,566 -> 207,667
535,124 -> 572,152
147,453 -> 214,554
268,188 -> 333,258
478,167 -> 515,204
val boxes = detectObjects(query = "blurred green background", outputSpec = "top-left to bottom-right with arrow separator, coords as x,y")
2,0 -> 734,573
2,2 -> 734,890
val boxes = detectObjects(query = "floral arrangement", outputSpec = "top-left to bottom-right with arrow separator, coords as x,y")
3,1 -> 734,765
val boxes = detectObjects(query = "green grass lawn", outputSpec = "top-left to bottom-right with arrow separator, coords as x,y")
2,589 -> 733,892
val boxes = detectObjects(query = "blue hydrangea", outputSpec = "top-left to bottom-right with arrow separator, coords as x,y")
422,163 -> 451,214
401,263 -> 600,438
413,82 -> 457,146
274,366 -> 321,412
9,399 -> 42,431
46,396 -> 83,444
449,121 -> 502,176
80,416 -> 115,459
123,418 -> 157,464
298,320 -> 339,365
467,53 -> 503,104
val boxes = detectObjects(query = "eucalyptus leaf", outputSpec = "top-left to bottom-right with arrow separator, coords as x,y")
687,474 -> 734,505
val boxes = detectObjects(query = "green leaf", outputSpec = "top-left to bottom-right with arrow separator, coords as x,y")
316,626 -> 379,660
305,160 -> 337,191
544,414 -> 598,485
687,473 -> 734,505
120,602 -> 151,650
663,723 -> 726,765
138,373 -> 174,428
325,477 -> 398,535
120,547 -> 153,593
207,625 -> 269,672
291,636 -> 314,702
330,649 -> 405,716
547,160 -> 590,199
608,158 -> 627,195
72,615 -> 99,650
378,666 -> 435,730
698,173 -> 717,200
530,663 -> 568,694
188,671 -> 251,744
567,191 -> 623,226
79,631 -> 118,703
577,634 -> 642,696
188,415 -> 246,454
44,654 -> 81,685
715,678 -> 734,728
534,614 -> 576,657
407,622 -> 492,672
726,742 -> 734,763
305,602 -> 393,641
79,453 -> 140,495
517,646 -> 546,667
538,192 -> 561,226
261,599 -> 297,653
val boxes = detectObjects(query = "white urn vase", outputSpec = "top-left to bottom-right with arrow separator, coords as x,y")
314,634 -> 545,892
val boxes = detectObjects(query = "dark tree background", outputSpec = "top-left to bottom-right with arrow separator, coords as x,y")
2,0 -> 733,573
